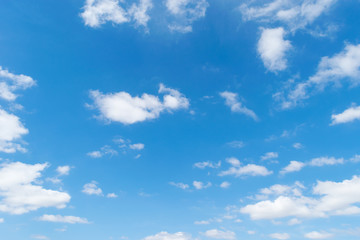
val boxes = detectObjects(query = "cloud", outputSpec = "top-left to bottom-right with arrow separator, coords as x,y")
239,0 -> 338,31
305,231 -> 333,239
281,157 -> 344,174
87,145 -> 118,158
38,214 -> 90,224
280,161 -> 305,174
89,84 -> 189,125
193,181 -> 211,190
129,143 -> 145,150
261,152 -> 279,161
107,193 -> 118,198
82,181 -> 103,196
220,181 -> 231,188
193,161 -> 221,169
275,44 -> 360,109
293,142 -> 303,149
331,105 -> 360,125
166,0 -> 209,33
241,175 -> 360,220
0,108 -> 29,153
0,218 -> 3,223
169,182 -> 189,190
220,91 -> 258,121
257,28 -> 292,72
31,235 -> 49,240
194,220 -> 210,225
227,141 -> 245,148
269,233 -> 290,240
0,66 -> 36,101
0,162 -> 70,215
219,158 -> 272,177
56,166 -> 70,176
80,0 -> 152,29
202,229 -> 236,240
143,231 -> 192,240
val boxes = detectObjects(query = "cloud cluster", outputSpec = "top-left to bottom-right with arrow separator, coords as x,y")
219,157 -> 272,177
89,84 -> 189,125
0,162 -> 71,214
202,229 -> 236,240
38,214 -> 89,224
143,231 -> 192,240
220,91 -> 258,121
331,105 -> 360,125
281,156 -> 344,174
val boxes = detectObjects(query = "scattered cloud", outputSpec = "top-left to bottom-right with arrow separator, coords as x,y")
261,152 -> 279,161
0,218 -> 4,223
280,161 -> 306,174
257,28 -> 292,72
293,142 -> 304,149
107,193 -> 118,198
281,157 -> 343,174
0,162 -> 70,215
89,84 -> 189,125
202,229 -> 236,240
38,214 -> 90,224
194,220 -> 210,225
305,231 -> 333,239
220,181 -> 231,189
269,233 -> 290,240
193,181 -> 212,190
31,235 -> 49,240
129,143 -> 145,150
82,181 -> 103,196
331,105 -> 360,125
220,91 -> 258,121
219,157 -> 272,177
194,161 -> 221,169
169,182 -> 189,190
227,141 -> 244,148
56,166 -> 71,176
143,231 -> 192,240
87,145 -> 118,158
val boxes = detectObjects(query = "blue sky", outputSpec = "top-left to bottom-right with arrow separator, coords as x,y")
1,0 -> 360,239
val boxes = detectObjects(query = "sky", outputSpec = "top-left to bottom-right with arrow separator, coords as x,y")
0,0 -> 360,239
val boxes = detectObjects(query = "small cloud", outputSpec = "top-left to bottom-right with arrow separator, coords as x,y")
293,143 -> 304,149
220,181 -> 231,189
129,143 -> 145,150
304,231 -> 333,239
38,214 -> 89,224
56,165 -> 70,176
169,182 -> 189,190
193,181 -> 212,190
227,141 -> 245,148
106,193 -> 118,198
261,152 -> 278,161
82,181 -> 103,196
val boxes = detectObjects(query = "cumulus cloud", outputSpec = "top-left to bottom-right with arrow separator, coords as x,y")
280,161 -> 306,174
258,28 -> 292,72
106,192 -> 118,198
82,181 -> 103,196
275,43 -> 360,109
241,175 -> 360,220
81,0 -> 152,29
261,152 -> 279,161
169,182 -> 189,190
129,143 -> 145,150
269,233 -> 290,240
239,0 -> 338,31
219,157 -> 272,177
202,229 -> 236,240
143,231 -> 192,240
220,181 -> 231,188
281,157 -> 343,174
87,145 -> 118,158
89,84 -> 189,125
305,231 -> 333,239
193,181 -> 211,190
56,166 -> 70,176
220,91 -> 258,121
38,214 -> 89,224
293,142 -> 304,149
0,109 -> 29,153
0,162 -> 70,215
193,161 -> 221,169
331,105 -> 360,125
166,0 -> 209,33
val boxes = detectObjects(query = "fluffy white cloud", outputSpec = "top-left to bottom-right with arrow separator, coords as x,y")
82,181 -> 103,196
220,181 -> 231,188
220,91 -> 258,121
81,0 -> 152,28
293,142 -> 303,149
169,182 -> 189,190
0,162 -> 71,214
166,0 -> 209,33
276,44 -> 360,109
305,231 -> 333,239
227,140 -> 244,148
280,161 -> 305,174
38,214 -> 89,224
193,161 -> 221,169
309,157 -> 344,166
331,105 -> 360,125
261,152 -> 279,161
129,143 -> 145,150
143,231 -> 192,240
269,233 -> 290,240
0,218 -> 4,223
0,66 -> 36,101
241,175 -> 360,220
0,109 -> 29,153
56,166 -> 70,176
31,235 -> 49,240
219,158 -> 272,177
239,0 -> 338,30
202,229 -> 236,240
258,28 -> 291,72
89,84 -> 189,125
87,145 -> 118,158
193,181 -> 211,190
106,193 -> 118,198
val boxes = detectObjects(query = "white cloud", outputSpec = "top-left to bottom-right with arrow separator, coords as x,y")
87,150 -> 102,158
193,161 -> 221,169
31,235 -> 49,240
276,44 -> 360,109
38,214 -> 89,224
0,162 -> 70,215
258,28 -> 292,72
56,166 -> 70,176
107,193 -> 118,198
350,155 -> 360,163
0,66 -> 36,101
169,182 -> 189,190
0,218 -> 4,223
194,220 -> 210,225
220,91 -> 258,121
193,181 -> 211,190
129,143 -> 145,150
293,142 -> 303,149
0,108 -> 29,153
82,181 -> 103,196
143,231 -> 192,240
89,84 -> 189,125
81,0 -> 152,29
305,231 -> 333,239
220,158 -> 272,177
309,157 -> 344,166
261,152 -> 279,161
288,218 -> 301,225
220,181 -> 231,188
280,161 -> 306,174
241,175 -> 360,220
227,141 -> 244,148
269,233 -> 290,240
87,145 -> 118,158
165,0 -> 209,33
202,229 -> 236,240
239,0 -> 338,30
331,105 -> 360,125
